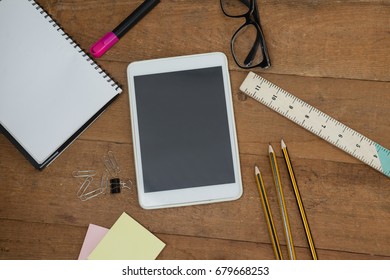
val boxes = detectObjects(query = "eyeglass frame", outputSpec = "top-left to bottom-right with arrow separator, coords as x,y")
220,0 -> 271,69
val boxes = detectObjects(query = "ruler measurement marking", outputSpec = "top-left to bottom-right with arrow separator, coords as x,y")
240,72 -> 389,177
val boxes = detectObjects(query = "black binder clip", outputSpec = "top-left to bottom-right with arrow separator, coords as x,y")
110,178 -> 121,193
110,178 -> 132,194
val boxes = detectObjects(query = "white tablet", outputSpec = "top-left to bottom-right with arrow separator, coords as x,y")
127,52 -> 242,209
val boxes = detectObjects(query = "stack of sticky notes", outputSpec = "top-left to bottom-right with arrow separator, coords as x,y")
78,212 -> 165,260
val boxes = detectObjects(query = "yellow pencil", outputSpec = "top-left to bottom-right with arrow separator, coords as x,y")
269,143 -> 296,260
255,165 -> 283,260
281,139 -> 318,260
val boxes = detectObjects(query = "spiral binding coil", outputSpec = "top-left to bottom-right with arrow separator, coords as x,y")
23,0 -> 122,92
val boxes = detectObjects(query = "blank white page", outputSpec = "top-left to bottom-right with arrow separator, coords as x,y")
0,0 -> 121,164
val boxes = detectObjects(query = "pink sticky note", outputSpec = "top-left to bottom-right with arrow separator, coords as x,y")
78,224 -> 109,260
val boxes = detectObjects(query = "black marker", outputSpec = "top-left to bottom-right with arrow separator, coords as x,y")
90,0 -> 160,58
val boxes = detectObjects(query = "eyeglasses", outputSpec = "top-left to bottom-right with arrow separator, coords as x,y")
220,0 -> 271,69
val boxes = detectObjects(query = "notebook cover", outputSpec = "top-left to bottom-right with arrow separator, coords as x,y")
0,96 -> 118,170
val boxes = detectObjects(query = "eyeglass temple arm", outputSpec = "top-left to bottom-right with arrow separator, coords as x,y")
243,1 -> 269,67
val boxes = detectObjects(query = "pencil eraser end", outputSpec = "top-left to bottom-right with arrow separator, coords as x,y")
90,32 -> 119,58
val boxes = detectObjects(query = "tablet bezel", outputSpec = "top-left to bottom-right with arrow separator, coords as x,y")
127,52 -> 242,209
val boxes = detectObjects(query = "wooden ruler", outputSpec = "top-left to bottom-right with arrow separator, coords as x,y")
240,72 -> 390,178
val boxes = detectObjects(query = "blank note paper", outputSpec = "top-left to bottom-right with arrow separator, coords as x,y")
78,224 -> 109,260
88,212 -> 165,260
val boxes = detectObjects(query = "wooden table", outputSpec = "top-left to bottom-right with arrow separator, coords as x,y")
0,0 -> 389,260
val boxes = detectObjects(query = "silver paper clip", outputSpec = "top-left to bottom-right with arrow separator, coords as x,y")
80,188 -> 105,201
103,152 -> 120,177
100,170 -> 109,194
77,172 -> 109,201
76,176 -> 93,198
108,151 -> 120,174
72,170 -> 97,178
73,151 -> 132,201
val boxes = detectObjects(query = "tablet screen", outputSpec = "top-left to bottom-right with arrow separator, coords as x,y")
134,66 -> 235,193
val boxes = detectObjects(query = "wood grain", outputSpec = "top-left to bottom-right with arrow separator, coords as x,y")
39,0 -> 390,81
0,0 -> 389,260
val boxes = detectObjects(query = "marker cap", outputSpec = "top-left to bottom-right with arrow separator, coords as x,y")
90,32 -> 119,58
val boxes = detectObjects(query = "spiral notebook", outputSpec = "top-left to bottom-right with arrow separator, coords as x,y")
0,0 -> 122,169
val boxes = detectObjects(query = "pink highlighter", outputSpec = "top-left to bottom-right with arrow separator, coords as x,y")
90,0 -> 160,58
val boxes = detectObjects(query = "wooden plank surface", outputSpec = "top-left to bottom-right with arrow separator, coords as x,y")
0,0 -> 389,260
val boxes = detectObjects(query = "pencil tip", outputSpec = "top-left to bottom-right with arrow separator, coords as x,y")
281,139 -> 286,149
255,165 -> 260,175
268,144 -> 274,153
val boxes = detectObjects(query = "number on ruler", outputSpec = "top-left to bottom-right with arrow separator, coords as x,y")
239,71 -> 390,178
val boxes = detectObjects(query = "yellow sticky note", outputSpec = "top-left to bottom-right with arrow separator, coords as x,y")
88,212 -> 165,260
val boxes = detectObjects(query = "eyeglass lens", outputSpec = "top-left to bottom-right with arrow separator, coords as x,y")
221,0 -> 251,17
221,0 -> 270,69
232,23 -> 264,68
